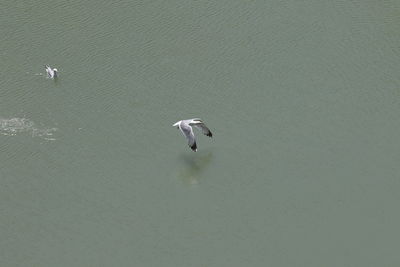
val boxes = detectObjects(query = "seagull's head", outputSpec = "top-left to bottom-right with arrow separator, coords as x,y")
173,121 -> 180,128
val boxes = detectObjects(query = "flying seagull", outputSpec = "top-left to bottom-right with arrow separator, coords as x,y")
45,65 -> 58,78
173,118 -> 213,151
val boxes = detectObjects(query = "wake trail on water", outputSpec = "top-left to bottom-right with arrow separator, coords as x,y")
0,117 -> 57,140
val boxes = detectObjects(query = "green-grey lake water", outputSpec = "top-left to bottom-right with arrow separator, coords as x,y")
1,1 -> 400,266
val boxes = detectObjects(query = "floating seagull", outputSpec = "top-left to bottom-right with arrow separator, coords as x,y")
173,118 -> 213,151
45,65 -> 58,78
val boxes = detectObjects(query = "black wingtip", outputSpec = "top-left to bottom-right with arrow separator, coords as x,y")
207,131 -> 213,138
190,143 -> 197,151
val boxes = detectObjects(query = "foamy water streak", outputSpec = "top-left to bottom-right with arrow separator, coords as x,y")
0,117 -> 57,140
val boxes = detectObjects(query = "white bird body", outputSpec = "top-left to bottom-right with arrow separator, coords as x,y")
173,118 -> 213,151
45,65 -> 58,78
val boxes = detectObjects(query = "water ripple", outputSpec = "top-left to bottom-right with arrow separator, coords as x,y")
0,117 -> 57,140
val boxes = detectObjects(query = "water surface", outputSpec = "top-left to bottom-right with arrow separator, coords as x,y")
1,0 -> 400,266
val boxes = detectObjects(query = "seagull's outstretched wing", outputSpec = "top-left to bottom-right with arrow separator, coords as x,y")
193,122 -> 213,137
45,65 -> 53,78
179,124 -> 197,151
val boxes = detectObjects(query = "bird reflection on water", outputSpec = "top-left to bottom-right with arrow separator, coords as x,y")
177,151 -> 213,185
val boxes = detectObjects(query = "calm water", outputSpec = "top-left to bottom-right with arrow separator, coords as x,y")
1,1 -> 400,266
